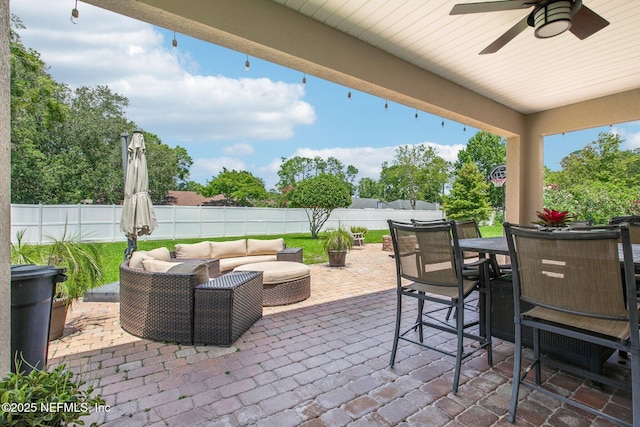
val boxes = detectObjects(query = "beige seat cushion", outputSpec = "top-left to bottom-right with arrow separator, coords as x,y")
234,261 -> 310,285
129,247 -> 171,269
141,260 -> 209,284
247,238 -> 284,255
210,240 -> 247,259
219,255 -> 277,272
174,241 -> 211,259
142,259 -> 179,273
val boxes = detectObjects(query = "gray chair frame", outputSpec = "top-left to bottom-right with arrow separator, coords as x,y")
505,222 -> 640,426
388,219 -> 493,394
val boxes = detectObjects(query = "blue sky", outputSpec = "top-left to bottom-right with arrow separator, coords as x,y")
11,0 -> 640,190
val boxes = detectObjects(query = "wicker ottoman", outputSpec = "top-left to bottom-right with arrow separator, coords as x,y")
234,261 -> 311,306
193,271 -> 263,346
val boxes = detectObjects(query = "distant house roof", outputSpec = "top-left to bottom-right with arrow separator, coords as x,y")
157,191 -> 224,206
349,198 -> 437,210
349,198 -> 384,209
385,200 -> 438,210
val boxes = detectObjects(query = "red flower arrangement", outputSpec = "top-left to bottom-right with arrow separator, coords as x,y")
533,208 -> 573,227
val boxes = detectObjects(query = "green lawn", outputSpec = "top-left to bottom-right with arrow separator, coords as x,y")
97,225 -> 503,284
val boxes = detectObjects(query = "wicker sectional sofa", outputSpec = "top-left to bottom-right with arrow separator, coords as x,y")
173,238 -> 302,273
119,239 -> 305,345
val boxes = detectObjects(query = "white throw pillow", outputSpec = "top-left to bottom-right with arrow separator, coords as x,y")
129,247 -> 170,269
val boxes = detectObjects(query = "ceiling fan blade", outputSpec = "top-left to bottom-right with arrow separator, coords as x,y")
450,1 -> 535,15
480,16 -> 529,54
569,4 -> 610,40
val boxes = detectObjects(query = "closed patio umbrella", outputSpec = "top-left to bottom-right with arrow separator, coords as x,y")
120,131 -> 158,260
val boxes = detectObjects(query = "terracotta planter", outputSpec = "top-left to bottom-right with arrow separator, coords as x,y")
49,298 -> 69,341
327,250 -> 347,267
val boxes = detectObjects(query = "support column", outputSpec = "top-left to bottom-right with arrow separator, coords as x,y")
1,0 -> 12,375
519,129 -> 545,224
505,136 -> 521,224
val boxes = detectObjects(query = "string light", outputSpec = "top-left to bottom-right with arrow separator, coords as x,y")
172,31 -> 178,48
70,0 -> 79,24
245,55 -> 250,71
384,100 -> 388,111
441,119 -> 445,128
415,110 -> 419,120
302,73 -> 307,87
463,126 -> 467,132
347,89 -> 352,101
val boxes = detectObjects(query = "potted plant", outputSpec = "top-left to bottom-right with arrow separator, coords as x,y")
0,361 -> 105,426
322,226 -> 353,267
11,225 -> 104,340
533,208 -> 573,229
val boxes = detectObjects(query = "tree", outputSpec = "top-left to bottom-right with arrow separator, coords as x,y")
543,132 -> 640,223
287,174 -> 352,238
9,21 -> 193,204
10,16 -> 69,203
144,133 -> 193,202
277,155 -> 358,195
379,145 -> 449,208
356,177 -> 381,198
442,160 -> 492,222
200,168 -> 267,206
454,131 -> 506,208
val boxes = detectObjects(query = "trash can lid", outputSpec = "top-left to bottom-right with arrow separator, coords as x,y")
11,265 -> 66,281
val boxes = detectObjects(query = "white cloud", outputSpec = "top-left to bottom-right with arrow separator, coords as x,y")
12,0 -> 315,144
626,132 -> 640,150
223,143 -> 255,156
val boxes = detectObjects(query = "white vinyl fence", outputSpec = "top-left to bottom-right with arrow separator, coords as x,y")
10,204 -> 444,245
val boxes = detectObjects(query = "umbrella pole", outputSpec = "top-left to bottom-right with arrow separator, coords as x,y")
124,237 -> 137,261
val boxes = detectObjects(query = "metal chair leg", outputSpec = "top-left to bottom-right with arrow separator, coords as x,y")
508,323 -> 523,423
390,291 -> 402,367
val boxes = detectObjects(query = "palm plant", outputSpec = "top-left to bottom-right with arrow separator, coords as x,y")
11,224 -> 104,303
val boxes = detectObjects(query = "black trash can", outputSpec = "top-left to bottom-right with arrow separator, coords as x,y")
10,265 -> 67,374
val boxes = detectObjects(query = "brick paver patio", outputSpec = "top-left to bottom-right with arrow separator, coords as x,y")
48,243 -> 633,426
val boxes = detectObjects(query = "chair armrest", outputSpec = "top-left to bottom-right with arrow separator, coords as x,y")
277,247 -> 303,263
170,257 -> 221,278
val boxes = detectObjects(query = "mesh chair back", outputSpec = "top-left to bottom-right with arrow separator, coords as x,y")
455,220 -> 482,260
507,224 -> 628,320
609,215 -> 640,243
389,220 -> 460,287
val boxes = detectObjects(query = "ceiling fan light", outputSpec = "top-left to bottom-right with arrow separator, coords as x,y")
534,1 -> 572,39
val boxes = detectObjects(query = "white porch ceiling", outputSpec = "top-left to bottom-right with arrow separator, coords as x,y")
271,0 -> 639,114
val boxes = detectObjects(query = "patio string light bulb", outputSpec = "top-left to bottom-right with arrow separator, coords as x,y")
245,55 -> 250,71
172,31 -> 178,48
302,74 -> 307,87
384,100 -> 388,111
415,110 -> 418,120
347,89 -> 352,101
70,0 -> 79,24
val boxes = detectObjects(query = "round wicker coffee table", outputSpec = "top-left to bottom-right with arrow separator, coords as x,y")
233,261 -> 311,306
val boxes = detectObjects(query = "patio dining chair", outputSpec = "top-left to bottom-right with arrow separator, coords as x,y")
455,219 -> 510,278
387,219 -> 493,394
504,222 -> 640,426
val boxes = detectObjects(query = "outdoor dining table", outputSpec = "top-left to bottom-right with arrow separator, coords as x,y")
458,236 -> 639,375
459,236 -> 640,263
